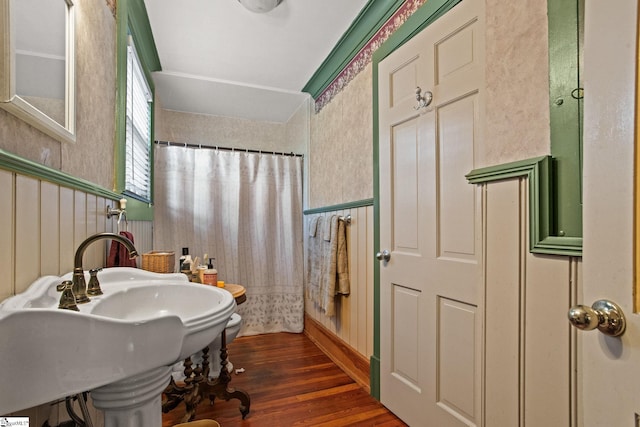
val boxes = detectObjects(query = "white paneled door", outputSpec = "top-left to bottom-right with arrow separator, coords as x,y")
579,0 -> 640,425
378,1 -> 483,425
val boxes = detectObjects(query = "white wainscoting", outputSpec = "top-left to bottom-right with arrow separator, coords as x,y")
482,177 -> 579,427
304,205 -> 374,360
0,168 -> 153,421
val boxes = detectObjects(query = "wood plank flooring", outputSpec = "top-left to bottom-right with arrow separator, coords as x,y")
162,332 -> 407,427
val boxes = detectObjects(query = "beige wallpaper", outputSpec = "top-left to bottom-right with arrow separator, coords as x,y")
155,106 -> 307,155
484,0 -> 551,166
285,97 -> 311,156
309,63 -> 374,209
0,0 -> 116,190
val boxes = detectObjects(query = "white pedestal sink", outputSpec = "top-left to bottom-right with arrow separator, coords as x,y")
0,268 -> 236,426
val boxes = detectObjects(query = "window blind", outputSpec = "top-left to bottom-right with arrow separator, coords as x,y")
125,39 -> 152,201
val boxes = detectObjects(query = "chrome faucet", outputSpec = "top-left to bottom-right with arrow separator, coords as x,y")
72,232 -> 138,304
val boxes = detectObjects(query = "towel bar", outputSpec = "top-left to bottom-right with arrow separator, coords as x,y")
338,215 -> 351,225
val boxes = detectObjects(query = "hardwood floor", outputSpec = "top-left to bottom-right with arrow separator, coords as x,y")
162,332 -> 407,427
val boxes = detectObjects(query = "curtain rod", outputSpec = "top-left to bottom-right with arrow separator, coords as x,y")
154,140 -> 304,158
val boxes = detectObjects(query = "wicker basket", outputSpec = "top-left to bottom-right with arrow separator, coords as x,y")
141,251 -> 175,273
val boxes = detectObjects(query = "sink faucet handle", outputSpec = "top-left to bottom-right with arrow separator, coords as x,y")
87,268 -> 104,296
56,280 -> 79,311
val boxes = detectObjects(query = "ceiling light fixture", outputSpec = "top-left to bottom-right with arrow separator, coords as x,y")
237,0 -> 283,13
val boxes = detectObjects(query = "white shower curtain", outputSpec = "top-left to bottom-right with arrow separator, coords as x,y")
154,145 -> 304,335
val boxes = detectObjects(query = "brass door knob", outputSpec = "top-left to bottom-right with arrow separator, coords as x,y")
568,299 -> 626,337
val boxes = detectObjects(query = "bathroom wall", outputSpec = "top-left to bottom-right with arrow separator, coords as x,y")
484,0 -> 550,165
308,64 -> 373,208
155,99 -> 309,155
0,172 -> 112,300
303,64 -> 375,369
304,205 -> 374,389
305,208 -> 374,351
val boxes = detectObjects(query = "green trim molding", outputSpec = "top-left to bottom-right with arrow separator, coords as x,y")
0,149 -> 120,201
466,156 -> 583,257
302,0 -> 405,98
303,199 -> 374,216
548,0 -> 583,241
115,0 -> 160,220
373,0 -> 461,64
122,195 -> 154,221
0,149 -> 153,221
126,0 -> 161,73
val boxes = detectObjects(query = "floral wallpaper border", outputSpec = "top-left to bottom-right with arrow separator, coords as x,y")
314,0 -> 427,113
106,0 -> 117,17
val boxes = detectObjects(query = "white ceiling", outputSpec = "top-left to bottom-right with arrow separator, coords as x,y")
144,0 -> 370,123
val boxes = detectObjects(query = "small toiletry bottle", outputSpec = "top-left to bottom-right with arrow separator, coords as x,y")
179,247 -> 189,271
202,257 -> 218,286
181,253 -> 192,279
197,254 -> 210,283
196,265 -> 207,283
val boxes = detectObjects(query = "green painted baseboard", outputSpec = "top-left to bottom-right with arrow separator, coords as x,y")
370,355 -> 381,400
